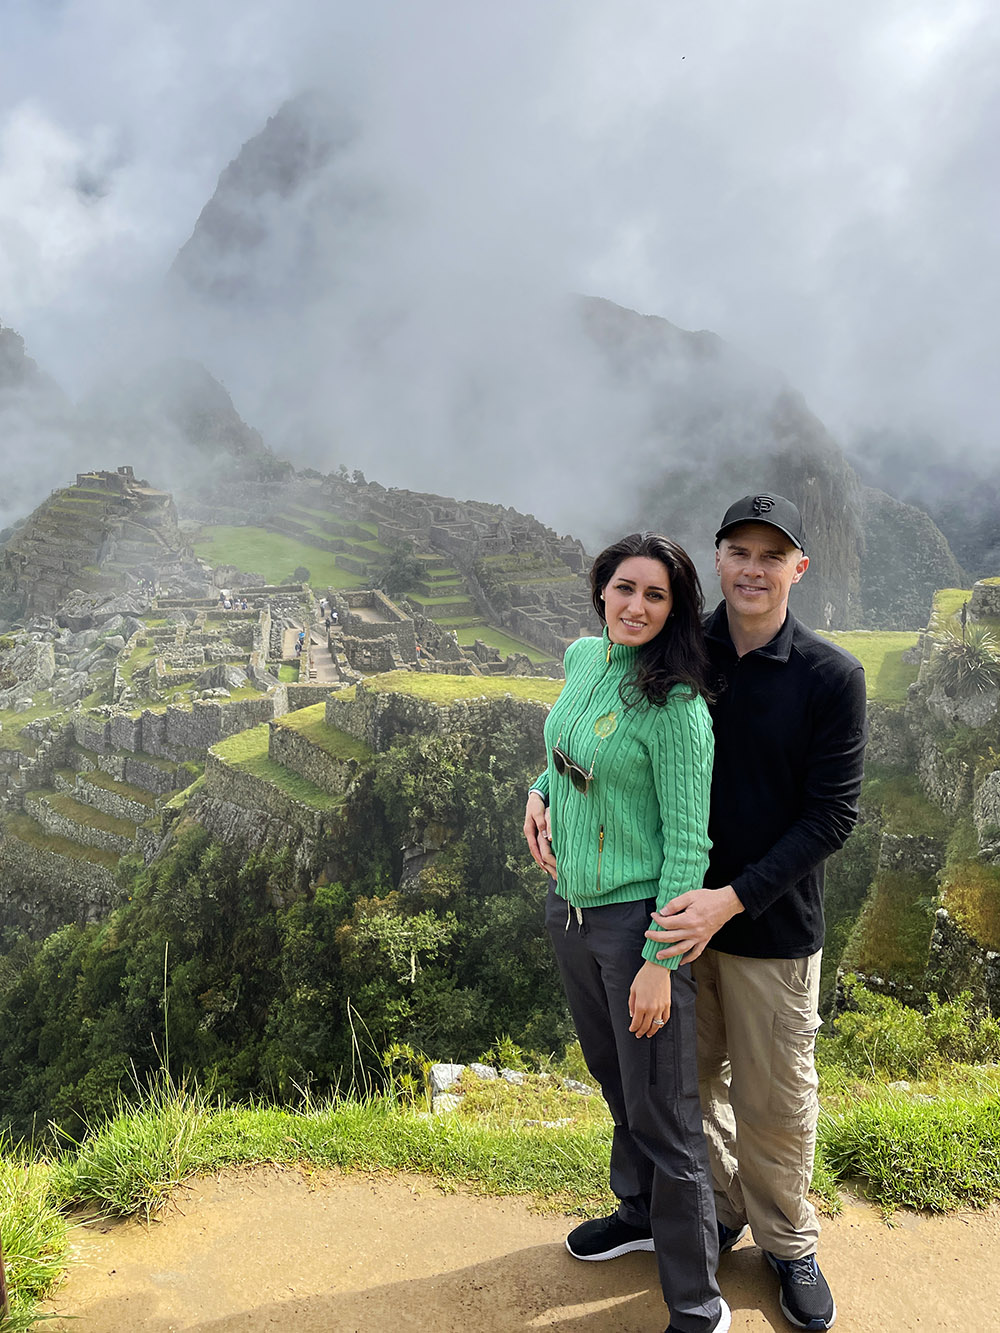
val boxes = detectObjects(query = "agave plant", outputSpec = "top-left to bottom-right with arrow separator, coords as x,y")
928,619 -> 1000,698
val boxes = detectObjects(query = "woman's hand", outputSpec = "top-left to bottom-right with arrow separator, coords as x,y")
523,791 -> 557,879
628,961 -> 672,1038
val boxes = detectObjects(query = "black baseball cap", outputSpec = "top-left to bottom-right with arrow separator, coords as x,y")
715,493 -> 806,553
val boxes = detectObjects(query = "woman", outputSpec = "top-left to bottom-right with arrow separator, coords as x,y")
523,532 -> 728,1333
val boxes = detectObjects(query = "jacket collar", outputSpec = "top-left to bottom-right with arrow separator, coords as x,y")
602,626 -> 640,665
705,601 -> 796,663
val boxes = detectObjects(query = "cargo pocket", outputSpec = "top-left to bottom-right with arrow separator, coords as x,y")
767,1014 -> 822,1126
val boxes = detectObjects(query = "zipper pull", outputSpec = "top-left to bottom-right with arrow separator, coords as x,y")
606,639 -> 612,664
598,826 -> 604,851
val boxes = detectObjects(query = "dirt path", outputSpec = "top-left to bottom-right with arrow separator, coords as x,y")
43,1168 -> 998,1332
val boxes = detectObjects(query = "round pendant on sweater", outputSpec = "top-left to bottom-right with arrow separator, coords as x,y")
594,711 -> 618,738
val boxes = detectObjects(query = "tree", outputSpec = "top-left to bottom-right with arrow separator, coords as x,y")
375,546 -> 423,599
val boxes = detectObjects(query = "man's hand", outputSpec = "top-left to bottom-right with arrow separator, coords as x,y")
644,886 -> 744,965
628,961 -> 672,1038
523,791 -> 557,879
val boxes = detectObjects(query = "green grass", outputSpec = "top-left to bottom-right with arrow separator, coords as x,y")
192,526 -> 366,589
210,725 -> 342,811
0,1152 -> 70,1331
819,630 -> 919,705
934,588 -> 974,622
0,694 -> 61,755
365,670 -> 564,706
406,591 -> 476,608
940,859 -> 1000,949
272,703 -> 372,761
842,870 -> 935,986
38,792 -> 137,840
80,770 -> 158,809
820,1092 -> 1000,1213
278,663 -> 299,683
2,813 -> 120,868
862,767 -> 952,840
4,1027 -> 1000,1325
455,626 -> 555,664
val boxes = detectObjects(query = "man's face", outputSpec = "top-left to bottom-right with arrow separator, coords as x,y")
715,523 -> 808,621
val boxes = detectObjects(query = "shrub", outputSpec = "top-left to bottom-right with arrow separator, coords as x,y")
927,620 -> 1000,698
822,978 -> 1000,1079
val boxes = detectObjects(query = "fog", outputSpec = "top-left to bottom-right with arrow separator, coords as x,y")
2,0 -> 998,537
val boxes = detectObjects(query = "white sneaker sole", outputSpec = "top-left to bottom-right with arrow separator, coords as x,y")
765,1252 -> 837,1329
565,1235 -> 654,1261
778,1294 -> 837,1330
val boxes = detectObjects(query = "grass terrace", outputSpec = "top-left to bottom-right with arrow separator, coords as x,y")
364,670 -> 563,707
211,724 -> 342,811
820,630 -> 920,705
842,869 -> 936,986
863,767 -> 952,841
192,526 -> 366,590
2,813 -> 120,867
38,792 -> 136,840
0,694 -> 61,755
940,859 -> 1000,949
455,626 -> 555,665
80,770 -> 158,809
934,588 -> 974,622
272,703 -> 372,762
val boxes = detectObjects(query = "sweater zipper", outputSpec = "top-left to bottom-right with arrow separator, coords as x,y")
564,649 -> 613,755
597,824 -> 604,893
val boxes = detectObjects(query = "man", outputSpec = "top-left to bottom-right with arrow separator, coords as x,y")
645,493 -> 866,1331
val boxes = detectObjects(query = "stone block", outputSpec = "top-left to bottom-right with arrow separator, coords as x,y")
429,1062 -> 465,1096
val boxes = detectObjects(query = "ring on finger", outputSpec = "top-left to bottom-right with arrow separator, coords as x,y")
652,1018 -> 665,1026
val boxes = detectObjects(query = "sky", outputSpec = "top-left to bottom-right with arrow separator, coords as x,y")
1,0 -> 999,524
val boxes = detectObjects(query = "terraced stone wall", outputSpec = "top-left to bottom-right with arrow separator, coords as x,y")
201,751 -> 328,837
268,723 -> 361,795
75,696 -> 277,761
24,791 -> 134,854
326,683 -> 549,757
0,835 -> 119,934
970,579 -> 1000,618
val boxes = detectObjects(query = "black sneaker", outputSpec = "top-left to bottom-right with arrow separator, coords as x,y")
666,1296 -> 732,1332
764,1251 -> 836,1330
718,1220 -> 749,1253
565,1213 -> 654,1260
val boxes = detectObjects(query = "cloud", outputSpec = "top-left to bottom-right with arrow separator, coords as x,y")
0,0 -> 998,537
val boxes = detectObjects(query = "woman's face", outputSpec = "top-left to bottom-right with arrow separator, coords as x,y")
602,555 -> 673,646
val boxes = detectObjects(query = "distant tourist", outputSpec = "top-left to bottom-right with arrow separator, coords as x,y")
330,609 -> 338,624
643,494 -> 867,1331
524,532 -> 728,1333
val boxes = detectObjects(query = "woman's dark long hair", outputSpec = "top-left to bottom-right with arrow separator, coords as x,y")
590,532 -> 713,707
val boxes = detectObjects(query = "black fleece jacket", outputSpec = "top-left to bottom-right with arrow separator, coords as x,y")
703,602 -> 868,959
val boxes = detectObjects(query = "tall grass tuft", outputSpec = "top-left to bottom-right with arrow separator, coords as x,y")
819,1092 -> 1000,1212
50,1074 -> 214,1221
0,1150 -> 68,1331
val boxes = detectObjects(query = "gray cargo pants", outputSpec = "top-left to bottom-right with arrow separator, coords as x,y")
546,884 -> 723,1333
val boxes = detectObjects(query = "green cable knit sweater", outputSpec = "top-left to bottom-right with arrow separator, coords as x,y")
531,631 -> 714,969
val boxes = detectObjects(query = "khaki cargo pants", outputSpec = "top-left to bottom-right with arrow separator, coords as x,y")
693,947 -> 822,1259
